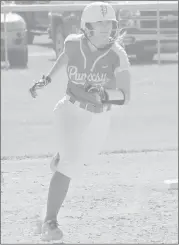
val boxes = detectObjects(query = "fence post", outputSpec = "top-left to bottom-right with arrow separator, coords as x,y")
4,12 -> 9,70
157,1 -> 161,65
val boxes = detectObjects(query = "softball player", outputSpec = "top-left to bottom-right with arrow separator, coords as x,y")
30,2 -> 131,241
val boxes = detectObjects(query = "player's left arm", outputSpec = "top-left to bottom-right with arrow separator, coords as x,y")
114,45 -> 131,104
103,44 -> 131,105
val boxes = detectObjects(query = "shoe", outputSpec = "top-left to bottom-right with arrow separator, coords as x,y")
50,152 -> 60,172
41,220 -> 63,241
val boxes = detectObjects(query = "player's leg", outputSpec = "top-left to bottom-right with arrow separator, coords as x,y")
41,171 -> 70,241
54,98 -> 95,166
41,99 -> 70,241
79,110 -> 112,163
41,98 -> 92,241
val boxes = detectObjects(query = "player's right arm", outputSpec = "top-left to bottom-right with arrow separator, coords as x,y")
29,35 -> 73,98
46,34 -> 79,79
46,50 -> 68,79
29,51 -> 67,98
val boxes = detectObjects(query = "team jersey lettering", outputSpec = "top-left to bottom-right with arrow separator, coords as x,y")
68,65 -> 107,84
64,34 -> 129,94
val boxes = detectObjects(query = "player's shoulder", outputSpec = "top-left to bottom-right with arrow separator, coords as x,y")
64,34 -> 83,56
110,41 -> 130,69
64,33 -> 83,44
111,41 -> 127,58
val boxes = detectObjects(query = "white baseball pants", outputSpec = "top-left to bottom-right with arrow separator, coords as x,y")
53,96 -> 112,178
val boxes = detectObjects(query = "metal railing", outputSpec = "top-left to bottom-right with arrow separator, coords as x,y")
1,1 -> 178,69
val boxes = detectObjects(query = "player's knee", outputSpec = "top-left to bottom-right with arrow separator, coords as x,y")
56,159 -> 84,179
54,171 -> 71,183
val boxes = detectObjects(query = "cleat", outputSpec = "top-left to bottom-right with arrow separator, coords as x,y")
41,220 -> 63,241
50,152 -> 60,172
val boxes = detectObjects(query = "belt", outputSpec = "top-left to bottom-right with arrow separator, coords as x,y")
66,94 -> 111,114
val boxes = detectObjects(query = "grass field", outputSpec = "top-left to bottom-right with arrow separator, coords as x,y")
1,45 -> 178,244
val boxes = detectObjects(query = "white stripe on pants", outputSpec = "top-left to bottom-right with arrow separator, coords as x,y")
53,96 -> 112,178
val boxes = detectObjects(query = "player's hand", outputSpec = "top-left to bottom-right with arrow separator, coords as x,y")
29,75 -> 51,99
85,84 -> 107,104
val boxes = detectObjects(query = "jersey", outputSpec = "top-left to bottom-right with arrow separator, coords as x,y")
64,34 -> 129,104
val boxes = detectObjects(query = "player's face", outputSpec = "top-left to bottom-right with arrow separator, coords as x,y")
89,20 -> 113,47
91,20 -> 113,36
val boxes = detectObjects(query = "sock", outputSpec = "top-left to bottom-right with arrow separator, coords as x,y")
44,171 -> 71,223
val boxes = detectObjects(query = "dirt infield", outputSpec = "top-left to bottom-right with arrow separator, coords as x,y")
1,151 -> 178,243
1,40 -> 178,243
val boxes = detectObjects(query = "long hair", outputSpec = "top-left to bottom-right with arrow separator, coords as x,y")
115,28 -> 127,48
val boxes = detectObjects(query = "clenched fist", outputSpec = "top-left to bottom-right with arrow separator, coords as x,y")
29,75 -> 51,98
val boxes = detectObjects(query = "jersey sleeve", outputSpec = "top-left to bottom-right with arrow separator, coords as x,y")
112,42 -> 130,74
63,34 -> 80,58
